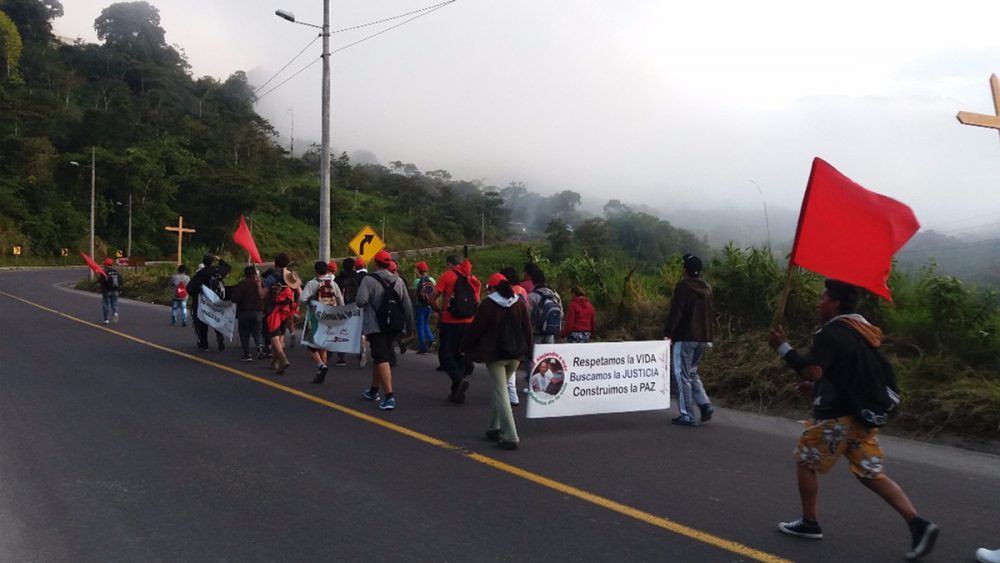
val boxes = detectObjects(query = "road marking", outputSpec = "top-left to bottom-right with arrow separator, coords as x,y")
1,289 -> 792,563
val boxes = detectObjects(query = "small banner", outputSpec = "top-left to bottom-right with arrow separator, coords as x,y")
526,341 -> 671,419
197,286 -> 236,341
300,302 -> 363,353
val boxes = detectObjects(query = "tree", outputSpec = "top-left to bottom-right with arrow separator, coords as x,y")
545,217 -> 572,261
574,218 -> 611,258
0,0 -> 62,42
0,10 -> 23,82
94,2 -> 182,66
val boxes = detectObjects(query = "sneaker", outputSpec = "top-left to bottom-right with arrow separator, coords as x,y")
699,404 -> 715,422
112,313 -> 118,323
485,429 -> 502,442
455,380 -> 470,404
977,548 -> 1000,563
362,388 -> 380,402
312,365 -> 328,384
778,518 -> 823,539
906,519 -> 939,560
378,397 -> 396,410
170,319 -> 176,326
497,440 -> 519,450
240,355 -> 253,362
102,319 -> 110,324
181,322 -> 187,327
671,415 -> 700,427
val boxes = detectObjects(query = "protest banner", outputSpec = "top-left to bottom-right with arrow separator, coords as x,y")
526,341 -> 670,419
197,286 -> 236,341
300,302 -> 363,353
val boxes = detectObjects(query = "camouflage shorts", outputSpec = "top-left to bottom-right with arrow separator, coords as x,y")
794,416 -> 886,480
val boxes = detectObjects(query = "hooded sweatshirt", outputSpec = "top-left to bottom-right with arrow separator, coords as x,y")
664,277 -> 714,342
562,295 -> 596,337
435,259 -> 482,324
460,291 -> 533,363
355,268 -> 415,336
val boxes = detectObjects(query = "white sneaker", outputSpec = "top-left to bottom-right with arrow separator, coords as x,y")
102,319 -> 110,325
978,548 -> 1000,563
112,313 -> 119,323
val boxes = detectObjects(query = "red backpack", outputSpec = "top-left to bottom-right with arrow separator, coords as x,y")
174,280 -> 188,299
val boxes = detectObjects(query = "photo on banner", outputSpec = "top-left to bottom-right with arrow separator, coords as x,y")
300,302 -> 363,354
526,341 -> 670,419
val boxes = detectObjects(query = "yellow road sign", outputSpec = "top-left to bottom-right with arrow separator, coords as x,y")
12,245 -> 21,256
60,248 -> 69,257
115,249 -> 124,258
347,225 -> 385,264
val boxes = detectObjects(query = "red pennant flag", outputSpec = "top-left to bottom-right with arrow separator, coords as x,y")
80,251 -> 108,278
790,158 -> 919,301
232,214 -> 262,264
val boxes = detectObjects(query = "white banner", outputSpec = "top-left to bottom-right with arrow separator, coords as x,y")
197,287 -> 236,341
526,341 -> 671,419
300,302 -> 363,353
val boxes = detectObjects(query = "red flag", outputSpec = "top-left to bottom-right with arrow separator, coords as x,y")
232,214 -> 262,264
790,158 -> 920,301
80,251 -> 108,278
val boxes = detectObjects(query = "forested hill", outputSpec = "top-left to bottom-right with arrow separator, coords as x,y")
0,0 -> 706,265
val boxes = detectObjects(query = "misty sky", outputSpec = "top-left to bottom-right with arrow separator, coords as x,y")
53,0 -> 1000,237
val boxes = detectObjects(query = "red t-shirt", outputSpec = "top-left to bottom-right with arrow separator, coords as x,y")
435,265 -> 482,324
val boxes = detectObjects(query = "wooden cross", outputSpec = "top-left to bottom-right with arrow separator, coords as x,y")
164,215 -> 196,266
957,74 -> 1000,140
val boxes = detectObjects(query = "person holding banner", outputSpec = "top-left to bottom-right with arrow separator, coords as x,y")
663,253 -> 715,427
300,261 -> 343,383
461,273 -> 532,450
768,279 -> 938,560
187,254 -> 230,351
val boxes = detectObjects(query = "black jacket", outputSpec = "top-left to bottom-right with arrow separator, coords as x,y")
664,277 -> 714,342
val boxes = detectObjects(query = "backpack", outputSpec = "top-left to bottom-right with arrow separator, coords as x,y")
174,280 -> 188,299
317,277 -> 337,306
209,270 -> 226,300
447,273 -> 477,319
532,288 -> 563,336
373,276 -> 406,334
105,268 -> 121,291
338,273 -> 360,304
496,306 -> 528,358
842,330 -> 902,428
416,275 -> 435,306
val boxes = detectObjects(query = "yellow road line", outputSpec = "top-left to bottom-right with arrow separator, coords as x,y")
1,289 -> 792,563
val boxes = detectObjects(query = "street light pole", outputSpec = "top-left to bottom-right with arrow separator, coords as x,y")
90,147 -> 96,280
127,192 -> 132,258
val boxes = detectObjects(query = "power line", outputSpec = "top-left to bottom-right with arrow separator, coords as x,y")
329,2 -> 453,56
330,1 -> 456,35
254,57 -> 322,103
245,34 -> 321,104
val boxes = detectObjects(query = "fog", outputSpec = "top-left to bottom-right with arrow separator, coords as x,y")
55,0 -> 1000,238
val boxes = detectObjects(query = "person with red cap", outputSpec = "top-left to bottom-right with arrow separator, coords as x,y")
460,273 -> 532,450
428,254 -> 482,403
411,261 -> 436,354
99,257 -> 122,324
355,249 -> 414,410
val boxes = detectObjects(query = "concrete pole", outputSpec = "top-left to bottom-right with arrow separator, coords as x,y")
319,0 -> 331,262
127,192 -> 132,258
89,146 -> 95,280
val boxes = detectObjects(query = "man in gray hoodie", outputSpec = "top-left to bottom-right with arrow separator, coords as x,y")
664,253 -> 715,427
355,250 -> 414,411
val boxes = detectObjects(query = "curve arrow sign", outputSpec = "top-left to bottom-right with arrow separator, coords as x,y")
358,234 -> 375,257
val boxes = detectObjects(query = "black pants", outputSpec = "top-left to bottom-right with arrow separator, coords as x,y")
237,310 -> 264,356
438,322 -> 473,390
193,305 -> 224,349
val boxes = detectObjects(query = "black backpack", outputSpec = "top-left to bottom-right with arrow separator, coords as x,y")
842,330 -> 902,428
496,306 -> 528,359
374,276 -> 406,334
105,268 -> 121,291
447,273 -> 477,319
208,270 -> 226,300
532,288 -> 562,336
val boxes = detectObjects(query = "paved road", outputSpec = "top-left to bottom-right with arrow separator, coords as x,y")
0,268 -> 997,562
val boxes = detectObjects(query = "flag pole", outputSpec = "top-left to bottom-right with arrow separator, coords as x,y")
772,261 -> 796,329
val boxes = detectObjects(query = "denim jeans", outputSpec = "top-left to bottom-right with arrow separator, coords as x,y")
102,292 -> 119,322
415,305 -> 434,352
673,341 -> 711,420
171,298 -> 188,324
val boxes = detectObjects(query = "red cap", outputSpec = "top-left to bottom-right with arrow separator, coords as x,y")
415,261 -> 428,272
487,272 -> 507,288
354,256 -> 365,268
388,260 -> 398,272
327,260 -> 338,273
103,258 -> 114,266
373,250 -> 392,265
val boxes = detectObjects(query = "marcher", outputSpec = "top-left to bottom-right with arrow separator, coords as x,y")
99,258 -> 122,324
266,269 -> 301,374
979,546 -> 1000,563
229,265 -> 265,361
334,257 -> 360,367
527,269 -> 563,345
168,264 -> 190,326
428,255 -> 482,404
561,286 -> 596,343
412,261 -> 436,354
500,266 -> 529,406
300,260 -> 344,383
663,253 -> 715,426
461,273 -> 532,450
187,254 -> 231,352
521,262 -> 538,294
768,279 -> 938,561
355,250 -> 414,410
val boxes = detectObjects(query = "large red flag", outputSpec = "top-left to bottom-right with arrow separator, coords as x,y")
232,214 -> 262,264
790,158 -> 920,301
80,251 -> 107,278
